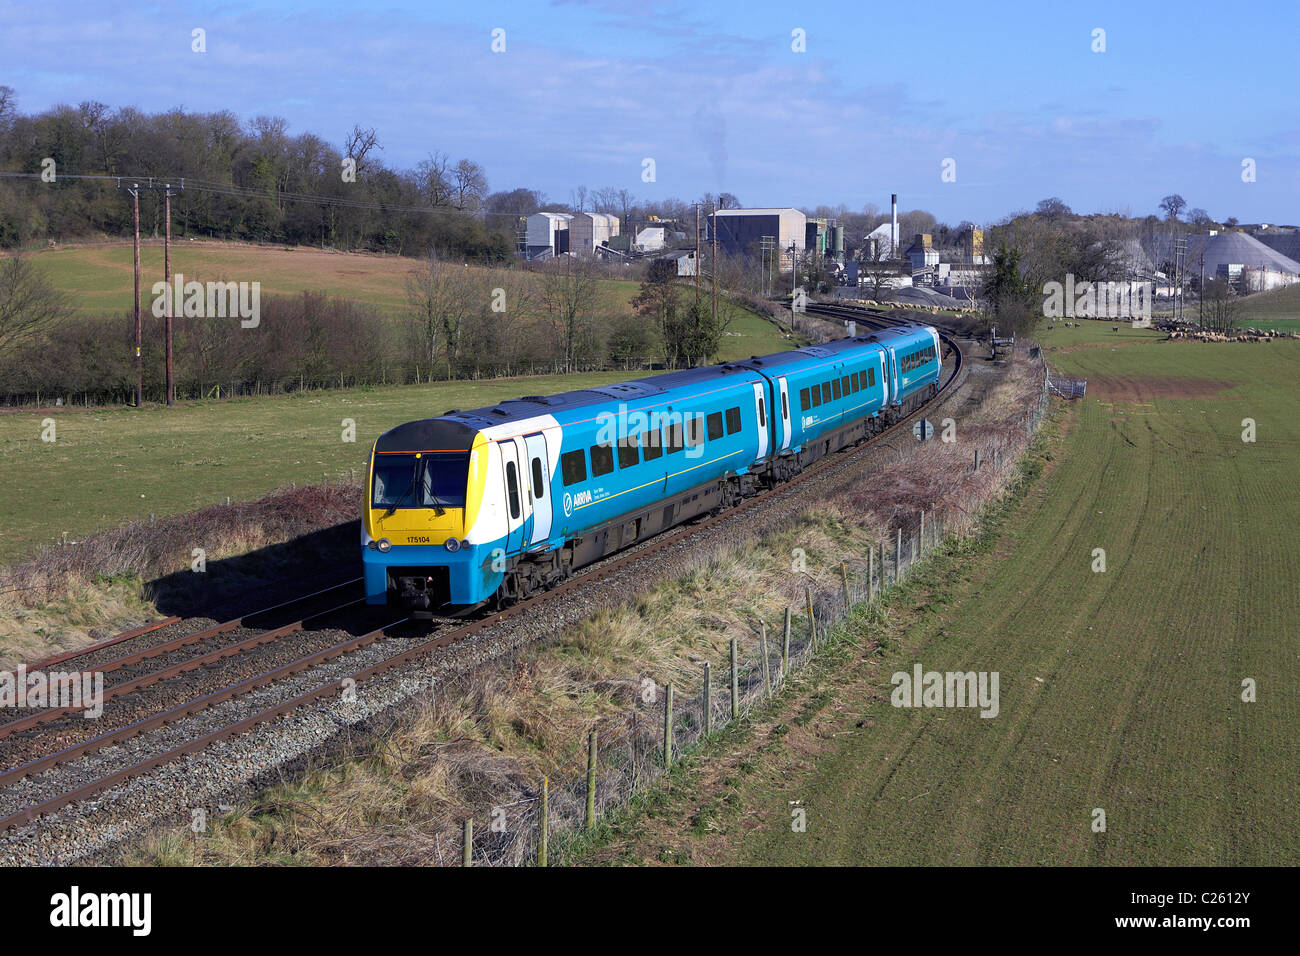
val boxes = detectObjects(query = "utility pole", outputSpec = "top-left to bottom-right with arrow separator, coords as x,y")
1198,253 -> 1205,327
694,204 -> 701,304
711,203 -> 717,329
117,180 -> 143,407
162,181 -> 184,405
118,177 -> 183,408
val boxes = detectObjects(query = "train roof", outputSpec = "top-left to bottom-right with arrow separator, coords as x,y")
377,322 -> 938,443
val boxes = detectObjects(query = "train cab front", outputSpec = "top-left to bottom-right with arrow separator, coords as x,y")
362,418 -> 493,618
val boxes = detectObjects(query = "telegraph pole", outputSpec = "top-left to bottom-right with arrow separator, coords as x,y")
161,180 -> 184,405
118,178 -> 184,407
711,202 -> 717,328
694,204 -> 701,304
117,180 -> 144,408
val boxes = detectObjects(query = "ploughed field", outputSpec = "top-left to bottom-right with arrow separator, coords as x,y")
734,325 -> 1299,865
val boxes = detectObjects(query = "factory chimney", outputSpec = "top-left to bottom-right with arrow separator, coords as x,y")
891,194 -> 898,258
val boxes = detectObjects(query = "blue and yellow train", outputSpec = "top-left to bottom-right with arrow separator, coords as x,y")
363,322 -> 942,616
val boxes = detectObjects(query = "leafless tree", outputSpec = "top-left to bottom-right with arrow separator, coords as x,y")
415,152 -> 454,207
453,159 -> 488,211
404,254 -> 475,380
343,125 -> 381,174
0,255 -> 68,355
570,185 -> 588,213
541,257 -> 602,372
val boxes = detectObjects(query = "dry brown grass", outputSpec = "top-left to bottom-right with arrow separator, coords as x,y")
128,353 -> 1049,866
0,485 -> 357,668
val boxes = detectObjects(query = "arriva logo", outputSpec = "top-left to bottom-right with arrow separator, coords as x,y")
563,492 -> 573,516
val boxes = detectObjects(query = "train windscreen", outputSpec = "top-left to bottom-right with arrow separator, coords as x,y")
372,452 -> 470,510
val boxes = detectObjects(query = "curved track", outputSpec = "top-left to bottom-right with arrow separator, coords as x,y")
0,305 -> 964,833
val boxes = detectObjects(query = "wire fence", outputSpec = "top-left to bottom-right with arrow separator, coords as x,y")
447,348 -> 1054,866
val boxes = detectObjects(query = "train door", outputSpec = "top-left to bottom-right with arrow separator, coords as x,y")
522,431 -> 552,546
498,438 -> 530,555
776,376 -> 792,451
752,382 -> 769,460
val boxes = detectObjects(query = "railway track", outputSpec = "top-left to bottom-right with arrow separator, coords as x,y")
0,308 -> 964,834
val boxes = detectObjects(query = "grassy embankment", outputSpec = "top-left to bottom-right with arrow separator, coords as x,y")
568,325 -> 1299,865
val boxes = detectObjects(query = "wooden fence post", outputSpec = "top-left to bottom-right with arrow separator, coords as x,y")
806,586 -> 817,648
730,639 -> 739,720
920,511 -> 926,555
840,561 -> 851,608
463,818 -> 473,867
538,777 -> 548,867
880,540 -> 886,591
896,528 -> 903,582
759,622 -> 771,696
663,683 -> 674,769
782,607 -> 791,673
585,730 -> 597,829
869,547 -> 875,600
703,662 -> 712,735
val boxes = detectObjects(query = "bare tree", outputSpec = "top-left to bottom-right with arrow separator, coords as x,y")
1202,276 -> 1240,334
592,186 -> 620,215
570,185 -> 588,213
343,125 -> 381,174
453,159 -> 488,211
1159,194 -> 1187,221
404,254 -> 475,380
541,257 -> 601,372
415,153 -> 454,207
0,255 -> 68,354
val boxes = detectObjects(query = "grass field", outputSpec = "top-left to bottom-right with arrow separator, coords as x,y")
23,239 -> 795,363
1237,283 -> 1300,330
0,371 -> 634,564
587,328 -> 1300,865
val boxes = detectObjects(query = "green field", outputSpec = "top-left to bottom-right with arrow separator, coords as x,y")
24,240 -> 795,363
600,327 -> 1300,865
0,372 -> 634,563
1238,283 -> 1300,330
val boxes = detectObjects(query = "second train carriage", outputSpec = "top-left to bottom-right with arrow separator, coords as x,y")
363,322 -> 942,615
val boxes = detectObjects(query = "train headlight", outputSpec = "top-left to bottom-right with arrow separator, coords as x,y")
377,538 -> 392,553
445,537 -> 461,552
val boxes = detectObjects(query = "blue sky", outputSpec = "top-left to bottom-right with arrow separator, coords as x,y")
2,0 -> 1297,225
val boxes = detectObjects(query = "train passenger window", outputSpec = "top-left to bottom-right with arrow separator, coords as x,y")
810,385 -> 821,407
707,411 -> 724,441
561,449 -> 587,486
725,407 -> 742,434
641,428 -> 663,461
800,388 -> 809,411
822,382 -> 832,404
666,422 -> 684,454
591,443 -> 614,477
781,391 -> 788,419
505,461 -> 521,519
758,397 -> 766,427
867,367 -> 876,387
686,415 -> 704,448
531,458 -> 545,499
842,375 -> 852,396
833,379 -> 842,400
850,374 -> 859,394
617,437 -> 639,469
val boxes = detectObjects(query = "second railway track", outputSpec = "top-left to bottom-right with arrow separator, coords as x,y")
0,304 -> 965,838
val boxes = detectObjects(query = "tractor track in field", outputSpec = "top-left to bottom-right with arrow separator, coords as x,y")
0,307 -> 970,864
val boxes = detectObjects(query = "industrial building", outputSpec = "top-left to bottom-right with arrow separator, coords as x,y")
568,212 -> 620,255
708,207 -> 806,262
524,212 -> 572,259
